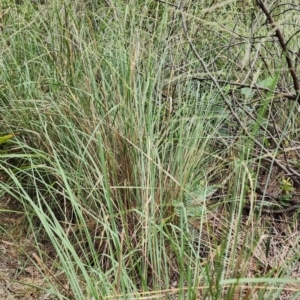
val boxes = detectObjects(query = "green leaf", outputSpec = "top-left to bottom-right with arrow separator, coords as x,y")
241,88 -> 255,99
280,194 -> 292,202
259,77 -> 275,89
0,134 -> 14,145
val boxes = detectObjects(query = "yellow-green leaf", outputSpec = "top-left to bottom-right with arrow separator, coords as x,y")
0,134 -> 14,145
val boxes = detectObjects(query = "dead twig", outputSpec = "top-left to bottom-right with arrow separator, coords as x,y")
256,0 -> 300,99
179,0 -> 300,188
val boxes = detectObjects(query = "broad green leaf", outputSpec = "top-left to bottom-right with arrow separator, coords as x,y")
259,77 -> 275,89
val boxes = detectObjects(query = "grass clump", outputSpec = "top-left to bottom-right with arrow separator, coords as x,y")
1,0 -> 300,299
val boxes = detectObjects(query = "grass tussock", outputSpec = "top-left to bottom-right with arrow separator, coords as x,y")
1,0 -> 300,299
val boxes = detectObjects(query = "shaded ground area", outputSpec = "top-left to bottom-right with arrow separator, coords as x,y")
0,238 -> 52,299
0,195 -> 66,300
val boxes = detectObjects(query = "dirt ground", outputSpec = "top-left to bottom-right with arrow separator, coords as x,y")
0,238 -> 53,299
